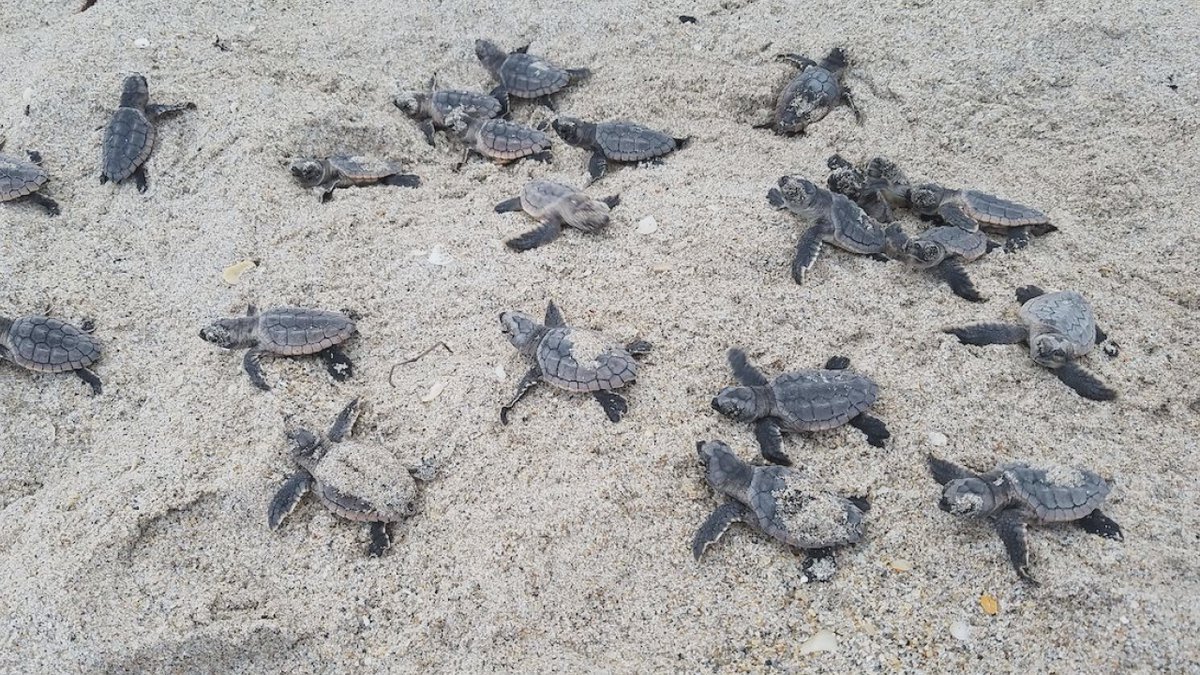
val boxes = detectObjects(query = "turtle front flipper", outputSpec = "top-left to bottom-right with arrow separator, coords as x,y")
494,197 -> 523,213
776,53 -> 817,70
133,166 -> 148,193
27,192 -> 60,216
754,418 -> 790,466
320,346 -> 354,382
506,220 -> 563,252
543,301 -> 565,327
367,521 -> 392,557
944,323 -> 1028,346
848,413 -> 889,448
823,355 -> 850,370
145,101 -> 195,121
501,366 -> 543,424
692,501 -> 749,561
488,86 -> 510,117
328,398 -> 361,442
381,173 -> 421,188
841,86 -> 863,125
625,340 -> 652,357
791,222 -> 828,285
1014,285 -> 1046,304
1004,226 -> 1032,253
937,203 -> 978,232
927,455 -> 973,485
592,390 -> 628,423
586,152 -> 608,184
727,348 -> 769,386
1076,509 -> 1123,541
268,470 -> 313,530
75,368 -> 103,395
933,258 -> 986,303
800,547 -> 839,583
534,95 -> 557,111
993,510 -> 1035,583
1053,362 -> 1116,401
242,348 -> 272,390
418,119 -> 436,146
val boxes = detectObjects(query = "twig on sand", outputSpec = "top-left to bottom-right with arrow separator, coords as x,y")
389,342 -> 452,387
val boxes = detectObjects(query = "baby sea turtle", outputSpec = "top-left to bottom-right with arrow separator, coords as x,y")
0,139 -> 59,215
944,286 -> 1116,400
693,440 -> 869,582
712,349 -> 888,466
199,306 -> 357,391
444,108 -> 552,170
474,39 -> 591,109
883,224 -> 998,303
268,399 -> 430,557
394,77 -> 506,147
825,154 -> 894,223
908,182 -> 1056,252
551,116 -> 689,183
499,301 -> 650,424
768,48 -> 859,135
0,313 -> 102,394
767,175 -> 887,284
100,74 -> 194,192
289,156 -> 420,202
928,455 -> 1122,582
494,179 -> 620,251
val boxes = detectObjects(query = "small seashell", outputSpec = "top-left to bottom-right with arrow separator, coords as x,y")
927,431 -> 948,447
22,88 -> 33,103
887,558 -> 912,572
420,380 -> 446,402
493,365 -> 506,381
798,629 -> 837,655
949,620 -> 970,641
221,259 -> 256,284
979,594 -> 999,616
428,246 -> 452,266
636,216 -> 658,234
134,38 -> 151,49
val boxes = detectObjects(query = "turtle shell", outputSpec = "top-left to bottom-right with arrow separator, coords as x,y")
256,308 -> 356,356
748,466 -> 865,549
101,107 -> 154,182
593,122 -> 678,162
1018,291 -> 1096,355
310,440 -> 419,523
920,226 -> 990,261
520,179 -> 577,214
431,90 -> 503,126
498,53 -> 570,98
4,316 -> 101,373
769,368 -> 878,432
536,326 -> 637,393
774,68 -> 839,133
828,193 -> 885,253
0,154 -> 49,202
998,463 -> 1110,523
476,119 -> 551,160
327,156 -> 403,185
961,190 -> 1049,228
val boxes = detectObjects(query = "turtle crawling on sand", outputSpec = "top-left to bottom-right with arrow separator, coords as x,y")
394,77 -> 506,147
767,175 -> 887,284
494,179 -> 620,251
0,140 -> 59,215
712,349 -> 888,466
290,156 -> 420,202
474,39 -> 591,110
825,154 -> 894,224
444,108 -> 552,170
928,455 -> 1122,582
100,74 -> 194,192
268,399 -> 431,557
693,440 -> 869,582
0,313 -> 102,394
199,306 -> 357,391
552,116 -> 689,183
883,224 -> 998,302
908,182 -> 1055,252
499,301 -> 650,424
944,286 -> 1116,400
767,48 -> 860,135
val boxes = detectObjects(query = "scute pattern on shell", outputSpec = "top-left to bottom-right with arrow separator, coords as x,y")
1018,291 -> 1096,353
594,122 -> 677,161
962,190 -> 1049,227
328,156 -> 400,183
521,180 -> 576,214
311,440 -> 419,522
750,467 -> 865,549
258,308 -> 356,356
1001,464 -> 1109,523
770,369 -> 879,431
102,108 -> 155,182
0,154 -> 49,201
5,316 -> 101,373
920,226 -> 990,260
499,53 -> 570,98
829,194 -> 885,251
477,119 -> 551,160
776,67 -> 839,129
537,327 -> 637,392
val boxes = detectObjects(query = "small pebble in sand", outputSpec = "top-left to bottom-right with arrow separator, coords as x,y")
493,365 -> 506,381
428,246 -> 453,266
979,594 -> 999,615
949,620 -> 971,641
887,558 -> 913,572
636,216 -> 658,234
421,380 -> 447,402
798,629 -> 837,654
134,38 -> 151,49
23,88 -> 33,103
927,431 -> 948,447
221,259 -> 256,284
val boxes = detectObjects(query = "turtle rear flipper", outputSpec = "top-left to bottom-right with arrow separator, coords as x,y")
593,390 -> 628,423
367,521 -> 392,557
933,258 -> 985,303
601,194 -> 620,209
268,470 -> 313,530
488,86 -> 511,117
800,547 -> 839,583
848,413 -> 889,448
1004,226 -> 1032,252
692,501 -> 749,560
320,346 -> 354,382
1076,509 -> 1123,541
944,323 -> 1027,346
27,192 -> 60,216
382,173 -> 420,188
1029,223 -> 1057,237
994,510 -> 1036,583
506,220 -> 563,251
823,356 -> 850,370
75,367 -> 102,395
1054,362 -> 1116,401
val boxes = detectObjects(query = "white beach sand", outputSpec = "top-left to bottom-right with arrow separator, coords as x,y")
1,0 -> 1198,671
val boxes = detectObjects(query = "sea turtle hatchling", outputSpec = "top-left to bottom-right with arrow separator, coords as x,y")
0,139 -> 59,215
908,182 -> 1056,252
394,77 -> 506,147
551,116 -> 689,184
712,349 -> 888,466
944,286 -> 1117,400
766,48 -> 860,135
499,301 -> 651,424
443,108 -> 552,170
268,399 -> 432,557
825,154 -> 895,223
693,440 -> 869,582
199,306 -> 357,391
767,175 -> 887,284
928,455 -> 1122,582
494,179 -> 620,251
0,313 -> 103,394
474,39 -> 591,109
289,156 -> 421,202
100,74 -> 194,192
882,223 -> 998,303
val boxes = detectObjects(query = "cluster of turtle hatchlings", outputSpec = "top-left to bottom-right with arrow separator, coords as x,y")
0,39 -> 1124,580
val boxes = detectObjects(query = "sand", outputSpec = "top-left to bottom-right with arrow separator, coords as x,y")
1,0 -> 1199,671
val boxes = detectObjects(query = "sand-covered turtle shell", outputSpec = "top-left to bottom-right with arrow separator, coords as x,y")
520,180 -> 611,233
536,326 -> 638,392
996,463 -> 1111,523
775,67 -> 840,133
0,153 -> 49,201
476,119 -> 551,160
748,466 -> 866,549
310,440 -> 419,523
768,368 -> 879,432
431,90 -> 503,125
256,308 -> 356,356
1018,291 -> 1096,357
3,316 -> 102,373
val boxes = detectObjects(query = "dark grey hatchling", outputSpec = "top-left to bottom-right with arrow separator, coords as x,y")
0,139 -> 59,215
551,116 -> 689,184
766,48 -> 859,135
928,455 -> 1122,582
825,154 -> 910,224
394,76 -> 506,147
908,182 -> 1056,252
499,301 -> 651,424
100,74 -> 194,192
767,175 -> 887,284
199,306 -> 357,391
693,440 -> 869,582
289,156 -> 420,202
494,179 -> 620,251
268,399 -> 431,557
944,286 -> 1117,401
712,349 -> 888,466
883,224 -> 998,303
474,39 -> 591,110
444,108 -> 552,170
0,314 -> 102,394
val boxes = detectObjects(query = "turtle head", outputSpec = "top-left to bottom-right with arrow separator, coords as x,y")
939,476 -> 1000,517
289,158 -> 328,188
474,39 -> 508,73
119,74 -> 150,109
776,175 -> 821,212
199,317 -> 256,349
393,91 -> 430,119
697,440 -> 753,495
908,183 -> 944,215
711,386 -> 768,422
500,310 -> 542,354
1030,334 -> 1071,368
551,116 -> 595,148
